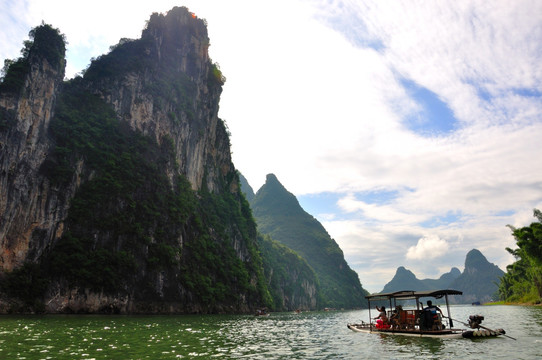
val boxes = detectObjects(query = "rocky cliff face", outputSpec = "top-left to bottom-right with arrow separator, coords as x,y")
84,11 -> 229,193
0,25 -> 67,271
0,8 -> 267,314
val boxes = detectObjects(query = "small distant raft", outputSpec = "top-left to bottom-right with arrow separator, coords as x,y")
255,308 -> 270,317
347,290 -> 507,339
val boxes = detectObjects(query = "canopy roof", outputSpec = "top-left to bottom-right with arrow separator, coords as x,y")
366,289 -> 463,301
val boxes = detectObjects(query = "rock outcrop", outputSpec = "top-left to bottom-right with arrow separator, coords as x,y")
0,24 -> 68,271
83,11 -> 228,193
0,8 -> 268,314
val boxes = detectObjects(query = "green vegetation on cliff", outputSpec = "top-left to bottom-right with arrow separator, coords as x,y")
0,23 -> 65,95
258,233 -> 320,311
498,209 -> 542,304
2,75 -> 267,311
249,174 -> 369,309
0,23 -> 65,135
42,79 -> 190,292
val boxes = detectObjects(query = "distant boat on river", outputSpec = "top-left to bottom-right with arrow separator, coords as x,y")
255,308 -> 270,317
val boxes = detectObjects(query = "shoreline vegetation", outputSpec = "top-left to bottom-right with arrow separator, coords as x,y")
496,209 -> 542,306
484,301 -> 542,306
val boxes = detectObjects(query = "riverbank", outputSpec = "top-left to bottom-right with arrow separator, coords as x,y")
484,300 -> 542,306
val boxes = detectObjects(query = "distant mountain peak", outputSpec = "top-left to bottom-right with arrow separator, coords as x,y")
465,249 -> 486,267
382,266 -> 462,294
394,266 -> 417,279
450,249 -> 504,303
381,250 -> 504,303
252,174 -> 304,217
261,173 -> 288,193
266,173 -> 279,183
381,266 -> 427,293
450,267 -> 461,275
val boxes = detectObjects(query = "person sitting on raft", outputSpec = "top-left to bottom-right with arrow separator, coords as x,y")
389,305 -> 403,329
374,306 -> 389,329
423,300 -> 443,329
424,301 -> 443,316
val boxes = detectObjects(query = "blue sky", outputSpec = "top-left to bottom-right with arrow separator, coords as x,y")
2,0 -> 542,293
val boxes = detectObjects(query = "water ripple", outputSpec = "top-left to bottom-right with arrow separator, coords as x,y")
0,306 -> 540,359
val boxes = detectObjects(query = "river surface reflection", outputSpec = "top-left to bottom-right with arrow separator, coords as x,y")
0,305 -> 540,359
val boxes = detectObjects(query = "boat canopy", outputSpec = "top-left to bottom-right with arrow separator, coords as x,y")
366,289 -> 463,301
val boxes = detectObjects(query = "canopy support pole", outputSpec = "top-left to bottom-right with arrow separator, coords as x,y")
368,298 -> 373,331
445,294 -> 454,328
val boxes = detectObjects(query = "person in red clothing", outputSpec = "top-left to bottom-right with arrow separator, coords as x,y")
374,306 -> 389,329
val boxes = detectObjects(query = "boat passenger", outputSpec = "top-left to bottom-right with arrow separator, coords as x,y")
423,300 -> 443,330
389,309 -> 399,329
389,305 -> 403,329
374,306 -> 387,321
424,301 -> 443,316
374,306 -> 389,329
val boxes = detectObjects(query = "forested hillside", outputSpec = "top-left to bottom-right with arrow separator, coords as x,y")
258,234 -> 320,311
247,174 -> 369,309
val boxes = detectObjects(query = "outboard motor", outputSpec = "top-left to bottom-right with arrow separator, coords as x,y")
468,315 -> 484,329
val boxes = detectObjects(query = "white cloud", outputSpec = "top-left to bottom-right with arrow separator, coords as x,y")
406,235 -> 450,260
335,0 -> 542,124
0,1 -> 33,67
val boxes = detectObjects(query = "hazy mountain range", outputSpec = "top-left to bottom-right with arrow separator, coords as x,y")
381,249 -> 505,303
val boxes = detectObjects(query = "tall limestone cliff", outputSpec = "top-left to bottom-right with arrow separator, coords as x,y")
0,8 -> 271,314
0,24 -> 67,270
82,10 -> 229,193
248,173 -> 369,309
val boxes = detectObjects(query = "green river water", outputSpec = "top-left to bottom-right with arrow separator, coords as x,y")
0,305 -> 540,359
